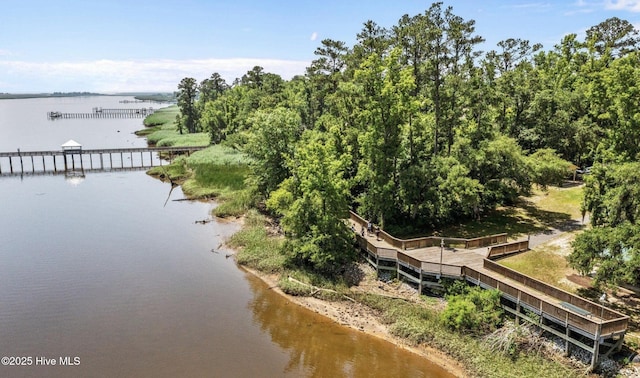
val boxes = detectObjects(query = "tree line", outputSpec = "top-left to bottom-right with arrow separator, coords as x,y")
175,2 -> 640,280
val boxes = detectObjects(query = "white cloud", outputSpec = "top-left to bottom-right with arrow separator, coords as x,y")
310,32 -> 318,41
605,0 -> 640,11
0,57 -> 311,92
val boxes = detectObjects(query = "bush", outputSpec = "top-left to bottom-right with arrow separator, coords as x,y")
441,287 -> 504,334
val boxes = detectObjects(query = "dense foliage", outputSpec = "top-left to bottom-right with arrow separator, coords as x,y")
174,3 -> 640,278
441,286 -> 504,334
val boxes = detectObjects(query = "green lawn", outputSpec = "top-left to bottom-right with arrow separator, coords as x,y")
433,184 -> 584,239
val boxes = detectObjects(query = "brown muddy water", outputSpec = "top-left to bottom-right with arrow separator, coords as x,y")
0,97 -> 455,377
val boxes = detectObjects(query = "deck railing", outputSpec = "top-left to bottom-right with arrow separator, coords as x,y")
479,260 -> 628,336
487,240 -> 529,259
349,211 -> 508,251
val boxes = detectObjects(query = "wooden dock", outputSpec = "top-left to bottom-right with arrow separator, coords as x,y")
47,107 -> 155,119
0,146 -> 207,175
349,211 -> 628,370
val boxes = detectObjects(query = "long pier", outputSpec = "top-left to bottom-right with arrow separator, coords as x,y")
47,107 -> 155,120
0,146 -> 207,175
349,211 -> 628,370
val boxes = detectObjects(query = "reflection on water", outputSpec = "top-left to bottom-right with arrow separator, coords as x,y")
245,273 -> 454,378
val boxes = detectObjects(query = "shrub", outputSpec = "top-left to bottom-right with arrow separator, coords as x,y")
441,287 -> 504,334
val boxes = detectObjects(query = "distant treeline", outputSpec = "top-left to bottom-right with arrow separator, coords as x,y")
0,92 -> 102,99
133,93 -> 176,102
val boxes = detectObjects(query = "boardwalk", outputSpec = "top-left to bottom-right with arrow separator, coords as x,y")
0,146 -> 208,175
47,107 -> 155,119
349,211 -> 628,370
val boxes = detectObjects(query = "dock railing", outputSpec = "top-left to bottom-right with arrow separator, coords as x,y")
349,211 -> 508,251
480,259 -> 628,336
487,240 -> 529,259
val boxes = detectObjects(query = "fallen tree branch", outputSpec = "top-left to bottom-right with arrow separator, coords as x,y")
287,276 -> 356,302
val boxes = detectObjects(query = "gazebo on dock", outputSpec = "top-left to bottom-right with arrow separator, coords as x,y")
61,140 -> 82,154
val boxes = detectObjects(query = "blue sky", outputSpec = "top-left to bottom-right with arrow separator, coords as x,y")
1,0 -> 639,92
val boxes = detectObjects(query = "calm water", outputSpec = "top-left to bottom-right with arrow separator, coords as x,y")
0,97 -> 454,377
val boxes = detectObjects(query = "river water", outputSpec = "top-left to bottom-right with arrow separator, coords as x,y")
0,96 -> 454,377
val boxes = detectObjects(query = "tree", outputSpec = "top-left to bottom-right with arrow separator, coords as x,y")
306,39 -> 350,127
244,108 -> 303,196
177,77 -> 199,134
199,72 -> 228,104
355,47 -> 413,227
266,130 -> 354,274
586,17 -> 640,58
570,162 -> 640,287
527,148 -> 573,189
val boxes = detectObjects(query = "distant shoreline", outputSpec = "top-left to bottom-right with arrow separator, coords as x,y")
0,92 -> 105,100
0,92 -> 174,101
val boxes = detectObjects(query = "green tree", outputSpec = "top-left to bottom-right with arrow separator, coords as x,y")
177,77 -> 199,134
586,17 -> 640,58
266,131 -> 355,274
244,108 -> 302,196
199,72 -> 228,104
570,162 -> 640,287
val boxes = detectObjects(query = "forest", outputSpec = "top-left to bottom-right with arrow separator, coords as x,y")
173,2 -> 640,286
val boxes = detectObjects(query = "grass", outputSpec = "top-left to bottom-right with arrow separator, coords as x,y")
227,209 -> 286,273
138,105 -> 210,147
147,145 -> 252,204
143,105 -> 179,127
431,184 -> 585,239
148,130 -> 210,147
358,294 -> 583,378
499,243 -> 578,292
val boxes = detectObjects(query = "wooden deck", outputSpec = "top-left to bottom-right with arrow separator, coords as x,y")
349,211 -> 628,369
0,146 -> 208,175
47,107 -> 155,119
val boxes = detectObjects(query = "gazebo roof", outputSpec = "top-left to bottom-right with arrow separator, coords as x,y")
61,139 -> 82,148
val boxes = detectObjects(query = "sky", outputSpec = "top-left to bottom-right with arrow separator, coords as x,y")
1,0 -> 640,93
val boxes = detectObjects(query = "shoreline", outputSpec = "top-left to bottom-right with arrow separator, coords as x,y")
137,114 -> 465,377
235,258 -> 470,378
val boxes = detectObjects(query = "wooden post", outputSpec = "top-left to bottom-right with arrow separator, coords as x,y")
31,156 -> 34,173
42,156 -> 45,172
9,157 -> 13,173
515,291 -> 521,325
18,149 -> 23,173
590,324 -> 602,371
565,313 -> 570,356
63,153 -> 68,171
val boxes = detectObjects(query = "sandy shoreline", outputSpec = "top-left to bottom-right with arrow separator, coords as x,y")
237,264 -> 470,378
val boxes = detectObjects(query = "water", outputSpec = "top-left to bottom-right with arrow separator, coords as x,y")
0,97 -> 454,377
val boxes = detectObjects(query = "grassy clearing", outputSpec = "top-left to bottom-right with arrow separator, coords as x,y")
148,131 -> 210,147
528,184 -> 584,219
143,105 -> 179,127
148,145 -> 252,206
432,184 -> 584,239
499,243 -> 578,292
138,105 -> 210,147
